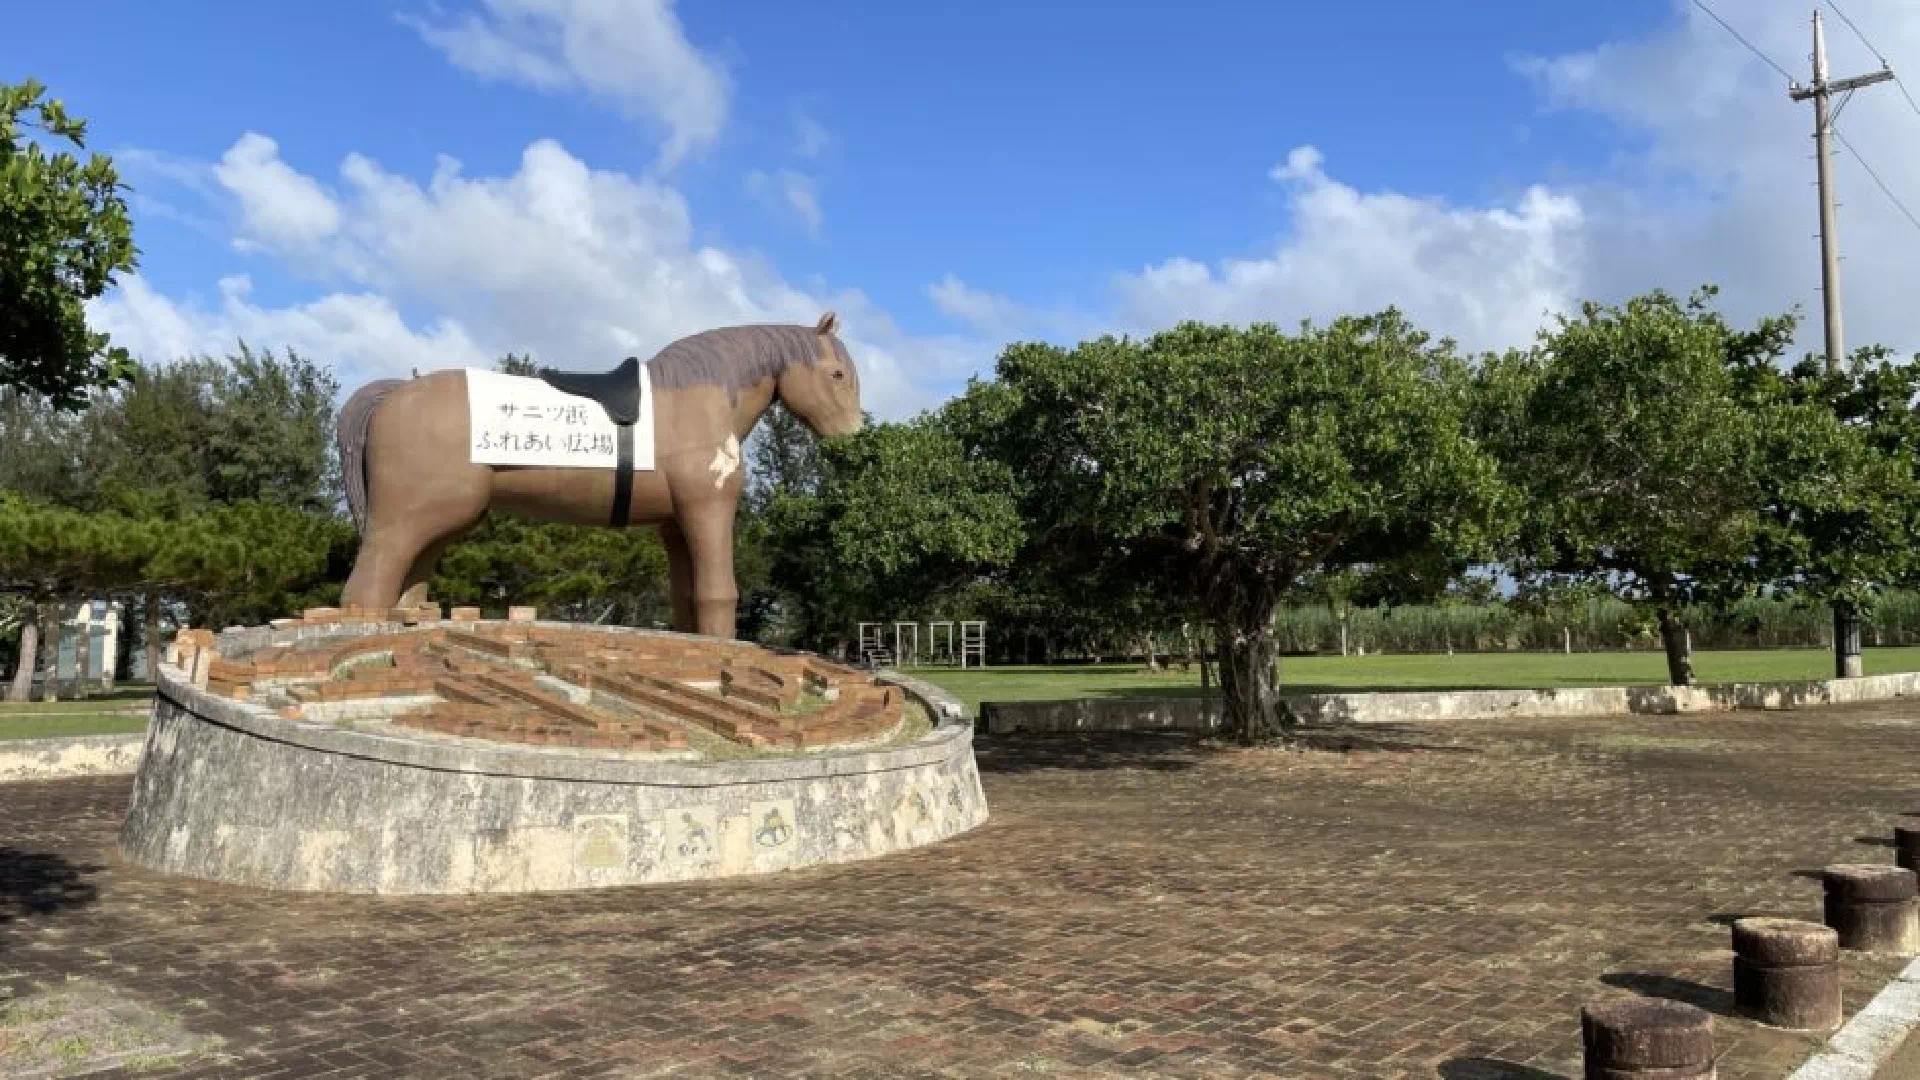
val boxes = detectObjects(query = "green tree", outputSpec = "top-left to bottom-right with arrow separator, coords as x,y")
759,414 -> 1022,654
0,80 -> 138,408
149,502 -> 355,631
1728,343 -> 1920,670
1493,288 -> 1780,686
92,346 -> 340,514
991,314 -> 1507,740
496,352 -> 539,377
430,515 -> 669,624
0,494 -> 159,699
0,346 -> 340,515
0,384 -> 89,500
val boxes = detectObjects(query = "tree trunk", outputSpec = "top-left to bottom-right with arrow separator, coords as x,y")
1216,609 -> 1288,744
144,589 -> 164,684
1656,606 -> 1695,687
73,603 -> 93,701
38,604 -> 63,703
1833,600 -> 1864,679
7,620 -> 38,703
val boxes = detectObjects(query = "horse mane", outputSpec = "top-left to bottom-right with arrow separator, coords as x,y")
646,324 -> 845,404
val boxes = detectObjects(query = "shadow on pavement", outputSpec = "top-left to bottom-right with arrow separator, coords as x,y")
1436,1057 -> 1566,1079
974,726 -> 1481,774
1599,971 -> 1735,1017
974,731 -> 1206,774
0,847 -> 102,925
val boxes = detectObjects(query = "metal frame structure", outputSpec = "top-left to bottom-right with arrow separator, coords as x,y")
857,622 -> 892,668
959,620 -> 987,669
893,621 -> 920,667
927,621 -> 956,665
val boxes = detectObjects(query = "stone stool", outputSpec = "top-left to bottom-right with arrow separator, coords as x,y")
1822,864 -> 1920,955
1580,999 -> 1715,1079
1731,918 -> 1841,1031
1895,826 -> 1920,873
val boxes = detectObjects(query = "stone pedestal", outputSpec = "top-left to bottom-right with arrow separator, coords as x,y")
121,622 -> 988,895
1822,864 -> 1920,955
1579,999 -> 1715,1079
1731,918 -> 1841,1031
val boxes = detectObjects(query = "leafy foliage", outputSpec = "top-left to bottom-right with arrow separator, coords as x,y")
0,345 -> 341,515
986,314 -> 1509,739
0,79 -> 138,407
1728,344 -> 1920,612
758,415 -> 1022,650
430,514 -> 670,625
1486,287 -> 1880,685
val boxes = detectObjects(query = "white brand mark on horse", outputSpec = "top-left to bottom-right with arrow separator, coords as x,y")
709,434 -> 741,489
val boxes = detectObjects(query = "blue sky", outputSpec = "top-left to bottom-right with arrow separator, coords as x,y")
12,0 -> 1920,416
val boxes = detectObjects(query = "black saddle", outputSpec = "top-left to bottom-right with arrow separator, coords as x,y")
538,356 -> 642,425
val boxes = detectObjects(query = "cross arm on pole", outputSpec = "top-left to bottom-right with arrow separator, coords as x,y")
1791,66 -> 1894,100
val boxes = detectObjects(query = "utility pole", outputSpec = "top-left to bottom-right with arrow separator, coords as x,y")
1788,9 -> 1893,677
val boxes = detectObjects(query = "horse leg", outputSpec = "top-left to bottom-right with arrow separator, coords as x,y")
341,528 -> 433,612
658,522 -> 696,633
397,533 -> 466,610
339,370 -> 492,612
677,503 -> 738,639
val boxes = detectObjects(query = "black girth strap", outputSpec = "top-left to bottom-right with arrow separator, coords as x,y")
535,356 -> 642,528
611,423 -> 634,528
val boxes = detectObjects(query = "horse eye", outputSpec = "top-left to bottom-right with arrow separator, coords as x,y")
831,369 -> 846,381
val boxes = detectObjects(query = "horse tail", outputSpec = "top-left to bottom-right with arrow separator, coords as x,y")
338,378 -> 406,533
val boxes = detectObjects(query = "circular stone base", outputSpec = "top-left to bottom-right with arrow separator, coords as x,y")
119,621 -> 987,894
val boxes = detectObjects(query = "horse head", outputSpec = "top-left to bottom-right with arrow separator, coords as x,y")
777,311 -> 863,437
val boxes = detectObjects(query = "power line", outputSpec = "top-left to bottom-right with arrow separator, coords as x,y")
1817,1 -> 1920,230
1822,0 -> 1920,130
1831,124 -> 1920,235
1823,0 -> 1887,65
1691,0 -> 1797,84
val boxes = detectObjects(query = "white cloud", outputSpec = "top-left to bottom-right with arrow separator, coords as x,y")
1507,0 -> 1920,360
1111,145 -> 1587,352
746,168 -> 823,236
400,0 -> 729,168
931,2 -> 1920,364
213,133 -> 342,252
925,275 -> 1042,341
90,275 -> 490,385
792,106 -> 832,159
92,134 -> 951,417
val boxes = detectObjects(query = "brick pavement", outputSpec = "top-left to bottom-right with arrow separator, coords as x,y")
6,704 -> 1920,1078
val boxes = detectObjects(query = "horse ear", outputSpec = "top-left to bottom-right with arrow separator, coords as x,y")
815,311 -> 838,335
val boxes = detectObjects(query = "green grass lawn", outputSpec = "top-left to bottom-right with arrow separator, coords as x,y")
907,646 -> 1920,712
9,650 -> 1918,738
0,711 -> 150,742
0,685 -> 155,713
0,684 -> 155,742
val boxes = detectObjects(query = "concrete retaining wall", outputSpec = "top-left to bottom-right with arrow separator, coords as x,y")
119,623 -> 988,895
979,670 -> 1920,735
0,733 -> 146,783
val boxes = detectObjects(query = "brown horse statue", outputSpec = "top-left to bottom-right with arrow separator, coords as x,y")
334,313 -> 863,638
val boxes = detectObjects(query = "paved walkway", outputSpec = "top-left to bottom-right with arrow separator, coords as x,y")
6,705 -> 1920,1078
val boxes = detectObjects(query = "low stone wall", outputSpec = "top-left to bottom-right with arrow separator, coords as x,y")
0,733 -> 146,783
120,622 -> 989,895
980,670 -> 1920,735
980,698 -> 1227,736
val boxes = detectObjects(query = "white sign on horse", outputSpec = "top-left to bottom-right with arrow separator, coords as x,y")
463,368 -> 654,470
